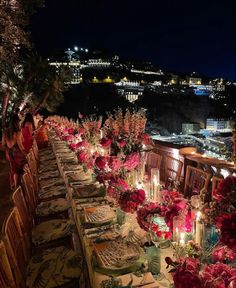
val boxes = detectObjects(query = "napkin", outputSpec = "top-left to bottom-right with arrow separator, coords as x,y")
117,272 -> 158,287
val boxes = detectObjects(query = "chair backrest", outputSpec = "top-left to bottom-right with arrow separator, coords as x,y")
21,171 -> 37,217
146,152 -> 162,175
0,240 -> 16,288
12,186 -> 32,235
24,162 -> 39,195
184,166 -> 211,198
2,208 -> 28,287
164,155 -> 183,188
211,175 -> 224,194
32,139 -> 39,163
26,149 -> 38,190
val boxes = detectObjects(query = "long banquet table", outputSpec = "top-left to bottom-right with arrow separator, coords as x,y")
49,133 -> 174,288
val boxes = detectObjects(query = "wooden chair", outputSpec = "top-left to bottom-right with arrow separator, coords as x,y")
211,175 -> 224,193
2,208 -> 83,288
12,186 -> 33,246
146,151 -> 162,176
21,171 -> 38,218
32,139 -> 39,163
163,155 -> 183,188
19,173 -> 74,248
26,149 -> 38,192
2,208 -> 28,287
0,240 -> 16,288
184,166 -> 211,198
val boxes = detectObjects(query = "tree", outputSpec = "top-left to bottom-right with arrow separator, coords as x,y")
0,55 -> 72,134
0,0 -> 44,63
0,61 -> 24,131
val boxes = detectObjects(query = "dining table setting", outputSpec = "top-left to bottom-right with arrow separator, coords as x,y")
44,111 -> 236,288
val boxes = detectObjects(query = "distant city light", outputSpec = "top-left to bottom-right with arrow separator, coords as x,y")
85,48 -> 88,53
74,46 -> 78,51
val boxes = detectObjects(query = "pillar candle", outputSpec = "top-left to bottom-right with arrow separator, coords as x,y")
195,211 -> 203,246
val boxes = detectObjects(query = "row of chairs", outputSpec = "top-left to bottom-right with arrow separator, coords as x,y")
0,140 -> 83,287
146,151 -> 223,198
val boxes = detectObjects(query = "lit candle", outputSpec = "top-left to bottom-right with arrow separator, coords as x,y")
153,175 -> 158,202
99,147 -> 105,156
174,227 -> 180,243
136,181 -> 143,189
144,182 -> 151,199
180,232 -> 185,246
195,211 -> 203,246
151,168 -> 160,202
100,130 -> 103,139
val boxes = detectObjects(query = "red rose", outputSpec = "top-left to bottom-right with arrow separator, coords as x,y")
109,156 -> 121,172
77,151 -> 88,163
69,143 -> 77,151
212,176 -> 236,203
95,156 -> 108,169
100,137 -> 112,147
217,213 -> 236,251
76,140 -> 88,149
137,189 -> 145,202
173,271 -> 202,288
123,152 -> 140,170
118,139 -> 126,148
143,133 -> 151,145
67,128 -> 74,134
202,263 -> 236,288
115,178 -> 129,191
173,258 -> 202,288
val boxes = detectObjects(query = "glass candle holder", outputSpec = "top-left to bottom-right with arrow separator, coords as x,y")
173,215 -> 186,244
150,168 -> 160,203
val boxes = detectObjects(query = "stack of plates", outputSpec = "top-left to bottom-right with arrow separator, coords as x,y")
94,238 -> 140,270
72,183 -> 104,198
84,205 -> 116,225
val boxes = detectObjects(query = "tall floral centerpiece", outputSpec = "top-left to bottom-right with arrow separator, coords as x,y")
102,108 -> 151,187
202,176 -> 236,250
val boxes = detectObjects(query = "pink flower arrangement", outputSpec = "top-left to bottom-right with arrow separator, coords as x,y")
202,263 -> 236,288
137,203 -> 172,239
161,190 -> 191,233
166,254 -> 236,288
162,190 -> 184,203
123,152 -> 140,170
119,189 -> 146,213
216,213 -> 236,251
212,245 -> 236,263
166,257 -> 202,288
212,176 -> 236,204
109,156 -> 121,172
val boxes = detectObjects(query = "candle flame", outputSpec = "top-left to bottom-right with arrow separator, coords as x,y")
196,211 -> 201,221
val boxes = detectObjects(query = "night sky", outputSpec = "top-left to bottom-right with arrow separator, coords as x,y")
31,0 -> 236,80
